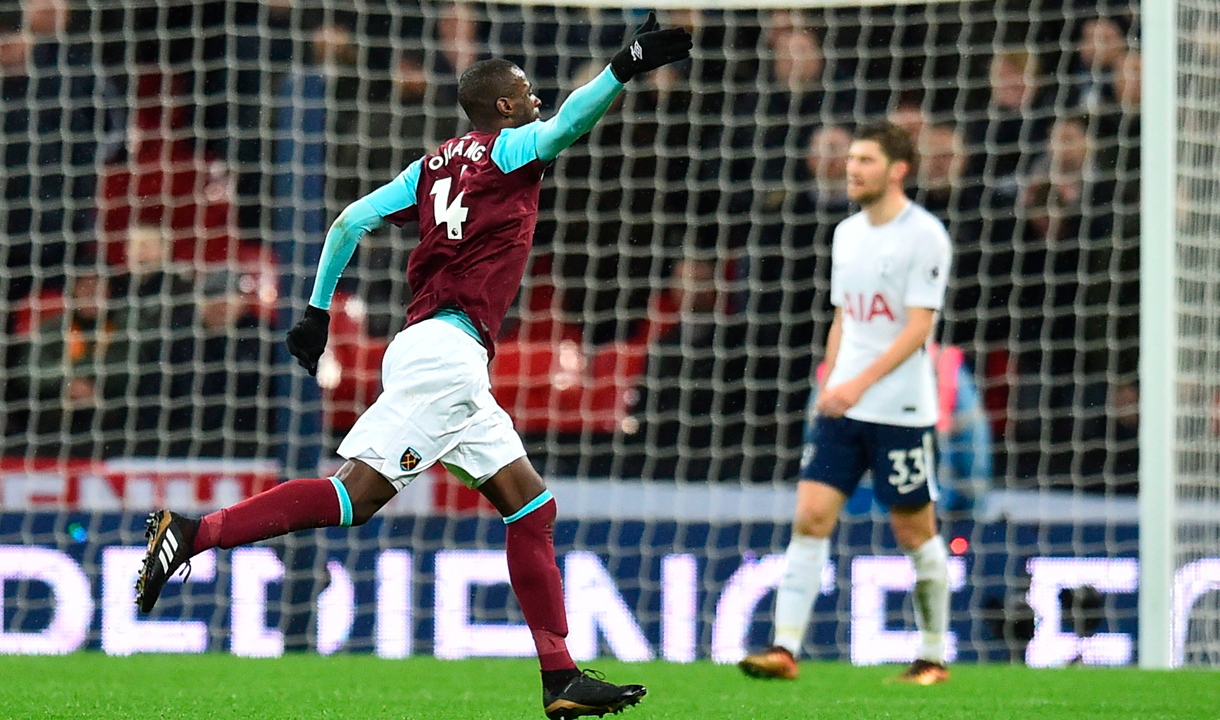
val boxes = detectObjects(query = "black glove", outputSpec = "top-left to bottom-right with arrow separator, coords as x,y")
610,12 -> 693,83
286,305 -> 330,376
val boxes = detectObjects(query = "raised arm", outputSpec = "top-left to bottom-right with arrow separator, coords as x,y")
532,67 -> 624,163
493,12 -> 692,167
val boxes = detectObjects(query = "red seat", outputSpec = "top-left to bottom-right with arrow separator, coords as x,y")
489,286 -> 681,436
97,70 -> 237,268
11,288 -> 66,336
320,291 -> 388,432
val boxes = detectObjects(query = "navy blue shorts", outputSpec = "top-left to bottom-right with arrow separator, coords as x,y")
799,414 -> 939,510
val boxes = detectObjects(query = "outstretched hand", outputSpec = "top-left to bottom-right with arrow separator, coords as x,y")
285,305 -> 330,376
610,11 -> 693,83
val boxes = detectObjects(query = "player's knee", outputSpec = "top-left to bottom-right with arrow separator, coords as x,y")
792,507 -> 837,538
890,510 -> 936,550
337,462 -> 397,526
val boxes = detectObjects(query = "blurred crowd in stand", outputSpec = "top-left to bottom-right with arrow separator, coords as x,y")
0,0 -> 1161,497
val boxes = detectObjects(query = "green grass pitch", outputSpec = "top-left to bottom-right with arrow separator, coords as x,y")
1,654 -> 1215,720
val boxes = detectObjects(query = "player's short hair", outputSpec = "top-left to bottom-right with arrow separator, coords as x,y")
458,58 -> 521,128
853,120 -> 918,176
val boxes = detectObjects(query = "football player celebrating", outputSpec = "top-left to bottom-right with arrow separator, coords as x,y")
136,14 -> 691,719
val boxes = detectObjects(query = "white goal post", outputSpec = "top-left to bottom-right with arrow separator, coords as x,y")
1137,0 -> 1175,671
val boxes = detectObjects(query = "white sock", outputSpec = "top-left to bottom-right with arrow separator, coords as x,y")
907,535 -> 949,665
772,534 -> 830,657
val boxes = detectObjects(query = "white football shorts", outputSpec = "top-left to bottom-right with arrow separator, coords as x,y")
336,318 -> 526,490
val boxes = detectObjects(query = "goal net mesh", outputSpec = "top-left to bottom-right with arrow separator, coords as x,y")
0,0 -> 1194,666
1175,0 -> 1220,668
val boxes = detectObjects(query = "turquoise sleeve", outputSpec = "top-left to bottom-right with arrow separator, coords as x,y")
309,160 -> 422,309
492,65 -> 624,172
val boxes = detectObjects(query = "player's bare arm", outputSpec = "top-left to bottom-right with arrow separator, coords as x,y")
818,307 -> 844,395
816,306 -> 935,418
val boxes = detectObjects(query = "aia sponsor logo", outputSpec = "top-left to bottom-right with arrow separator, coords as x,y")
842,292 -> 895,322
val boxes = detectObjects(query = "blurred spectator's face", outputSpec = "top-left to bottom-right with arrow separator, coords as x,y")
1021,180 -> 1053,239
23,0 -> 68,36
918,126 -> 964,191
989,56 -> 1032,109
1049,119 -> 1089,176
394,58 -> 428,102
646,65 -> 680,96
846,139 -> 898,206
1079,18 -> 1125,70
201,295 -> 246,331
888,105 -> 926,143
1114,52 -> 1141,110
671,259 -> 717,315
439,2 -> 478,73
1112,383 -> 1139,429
312,25 -> 357,68
70,274 -> 103,322
772,30 -> 824,88
766,10 -> 810,44
0,32 -> 27,70
664,9 -> 701,33
805,125 -> 851,187
126,226 -> 167,275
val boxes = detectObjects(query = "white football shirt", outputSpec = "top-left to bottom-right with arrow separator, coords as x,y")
825,201 -> 951,427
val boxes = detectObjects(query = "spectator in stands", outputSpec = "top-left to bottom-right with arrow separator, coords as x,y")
917,122 -> 992,347
390,53 -> 460,164
888,95 -> 931,149
107,224 -> 195,455
1105,380 -> 1139,495
0,0 -> 123,304
1070,16 -> 1128,114
932,345 -> 994,514
1096,50 -> 1141,184
623,256 -> 747,480
271,18 -> 370,473
1008,115 -> 1119,488
805,124 -> 853,213
4,265 -> 132,458
96,70 -> 238,268
751,27 -> 831,176
438,2 -> 481,76
171,269 -> 268,458
110,224 -> 196,333
227,0 -> 308,231
550,59 -> 670,346
730,20 -> 850,186
750,123 -> 850,324
742,124 -> 852,477
310,23 -> 369,209
1026,115 -> 1115,232
964,49 -> 1054,206
1102,51 -> 1142,380
916,123 -> 969,216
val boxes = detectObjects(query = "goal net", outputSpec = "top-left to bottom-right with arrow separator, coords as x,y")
1162,0 -> 1220,667
0,0 -> 1198,667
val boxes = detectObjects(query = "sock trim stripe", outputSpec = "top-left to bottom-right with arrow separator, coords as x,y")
502,489 -> 553,524
329,476 -> 353,527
